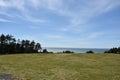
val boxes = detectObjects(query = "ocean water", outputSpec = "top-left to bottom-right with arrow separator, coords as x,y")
43,47 -> 109,53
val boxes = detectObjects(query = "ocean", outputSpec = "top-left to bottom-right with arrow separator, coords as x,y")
43,47 -> 109,53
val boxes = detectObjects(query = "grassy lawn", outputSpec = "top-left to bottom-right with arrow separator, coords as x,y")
0,53 -> 120,80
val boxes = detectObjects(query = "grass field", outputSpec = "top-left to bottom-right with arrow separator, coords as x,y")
0,53 -> 120,80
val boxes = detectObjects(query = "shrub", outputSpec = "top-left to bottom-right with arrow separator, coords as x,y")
43,49 -> 48,53
104,47 -> 120,54
86,50 -> 94,54
63,51 -> 74,53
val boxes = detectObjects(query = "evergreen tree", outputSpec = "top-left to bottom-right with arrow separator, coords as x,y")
0,34 -> 42,54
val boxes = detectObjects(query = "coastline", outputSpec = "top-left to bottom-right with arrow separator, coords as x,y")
42,47 -> 109,53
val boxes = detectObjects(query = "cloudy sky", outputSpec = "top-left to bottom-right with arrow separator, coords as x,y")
0,0 -> 120,48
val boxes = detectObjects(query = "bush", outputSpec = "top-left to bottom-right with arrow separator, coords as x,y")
86,50 -> 94,54
63,51 -> 74,53
43,49 -> 48,53
104,47 -> 120,54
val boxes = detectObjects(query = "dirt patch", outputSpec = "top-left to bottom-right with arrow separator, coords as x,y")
0,73 -> 21,80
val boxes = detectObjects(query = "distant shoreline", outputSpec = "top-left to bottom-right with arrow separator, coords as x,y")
42,47 -> 109,53
43,47 -> 110,49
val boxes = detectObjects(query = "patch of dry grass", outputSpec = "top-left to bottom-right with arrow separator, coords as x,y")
0,54 -> 120,80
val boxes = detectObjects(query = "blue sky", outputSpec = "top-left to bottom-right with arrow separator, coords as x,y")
0,0 -> 120,48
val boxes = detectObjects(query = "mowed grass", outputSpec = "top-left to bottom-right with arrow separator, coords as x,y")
0,53 -> 120,80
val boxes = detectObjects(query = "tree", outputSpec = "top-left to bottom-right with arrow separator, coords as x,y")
34,43 -> 42,53
0,34 -> 42,54
0,34 -> 6,44
0,34 -> 6,54
118,47 -> 120,54
24,40 -> 30,53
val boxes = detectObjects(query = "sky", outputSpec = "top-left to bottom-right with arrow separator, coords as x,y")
0,0 -> 120,48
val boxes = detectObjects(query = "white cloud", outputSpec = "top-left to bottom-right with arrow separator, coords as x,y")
12,0 -> 25,11
53,0 -> 120,33
24,14 -> 46,23
68,0 -> 120,26
0,0 -> 6,7
0,18 -> 12,22
0,0 -> 120,27
28,0 -> 41,8
0,0 -> 25,10
0,12 -> 13,17
45,34 -> 64,39
0,0 -> 46,23
87,32 -> 104,39
60,28 -> 68,32
29,26 -> 41,29
42,0 -> 120,26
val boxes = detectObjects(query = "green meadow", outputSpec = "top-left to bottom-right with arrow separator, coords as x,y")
0,54 -> 120,80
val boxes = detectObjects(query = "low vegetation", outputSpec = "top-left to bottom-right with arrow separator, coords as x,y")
0,54 -> 120,80
86,50 -> 94,54
105,47 -> 120,54
63,50 -> 74,53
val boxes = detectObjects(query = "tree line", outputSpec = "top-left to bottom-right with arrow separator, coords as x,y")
0,34 -> 42,54
105,47 -> 120,54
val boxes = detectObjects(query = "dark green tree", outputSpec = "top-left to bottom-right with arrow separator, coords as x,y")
0,34 -> 42,54
34,43 -> 42,53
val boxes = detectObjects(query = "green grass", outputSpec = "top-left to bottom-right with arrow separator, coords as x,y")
0,53 -> 120,80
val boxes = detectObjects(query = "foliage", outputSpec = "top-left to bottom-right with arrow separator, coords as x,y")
63,50 -> 74,53
86,50 -> 94,53
0,34 -> 42,54
43,49 -> 48,53
104,47 -> 120,54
